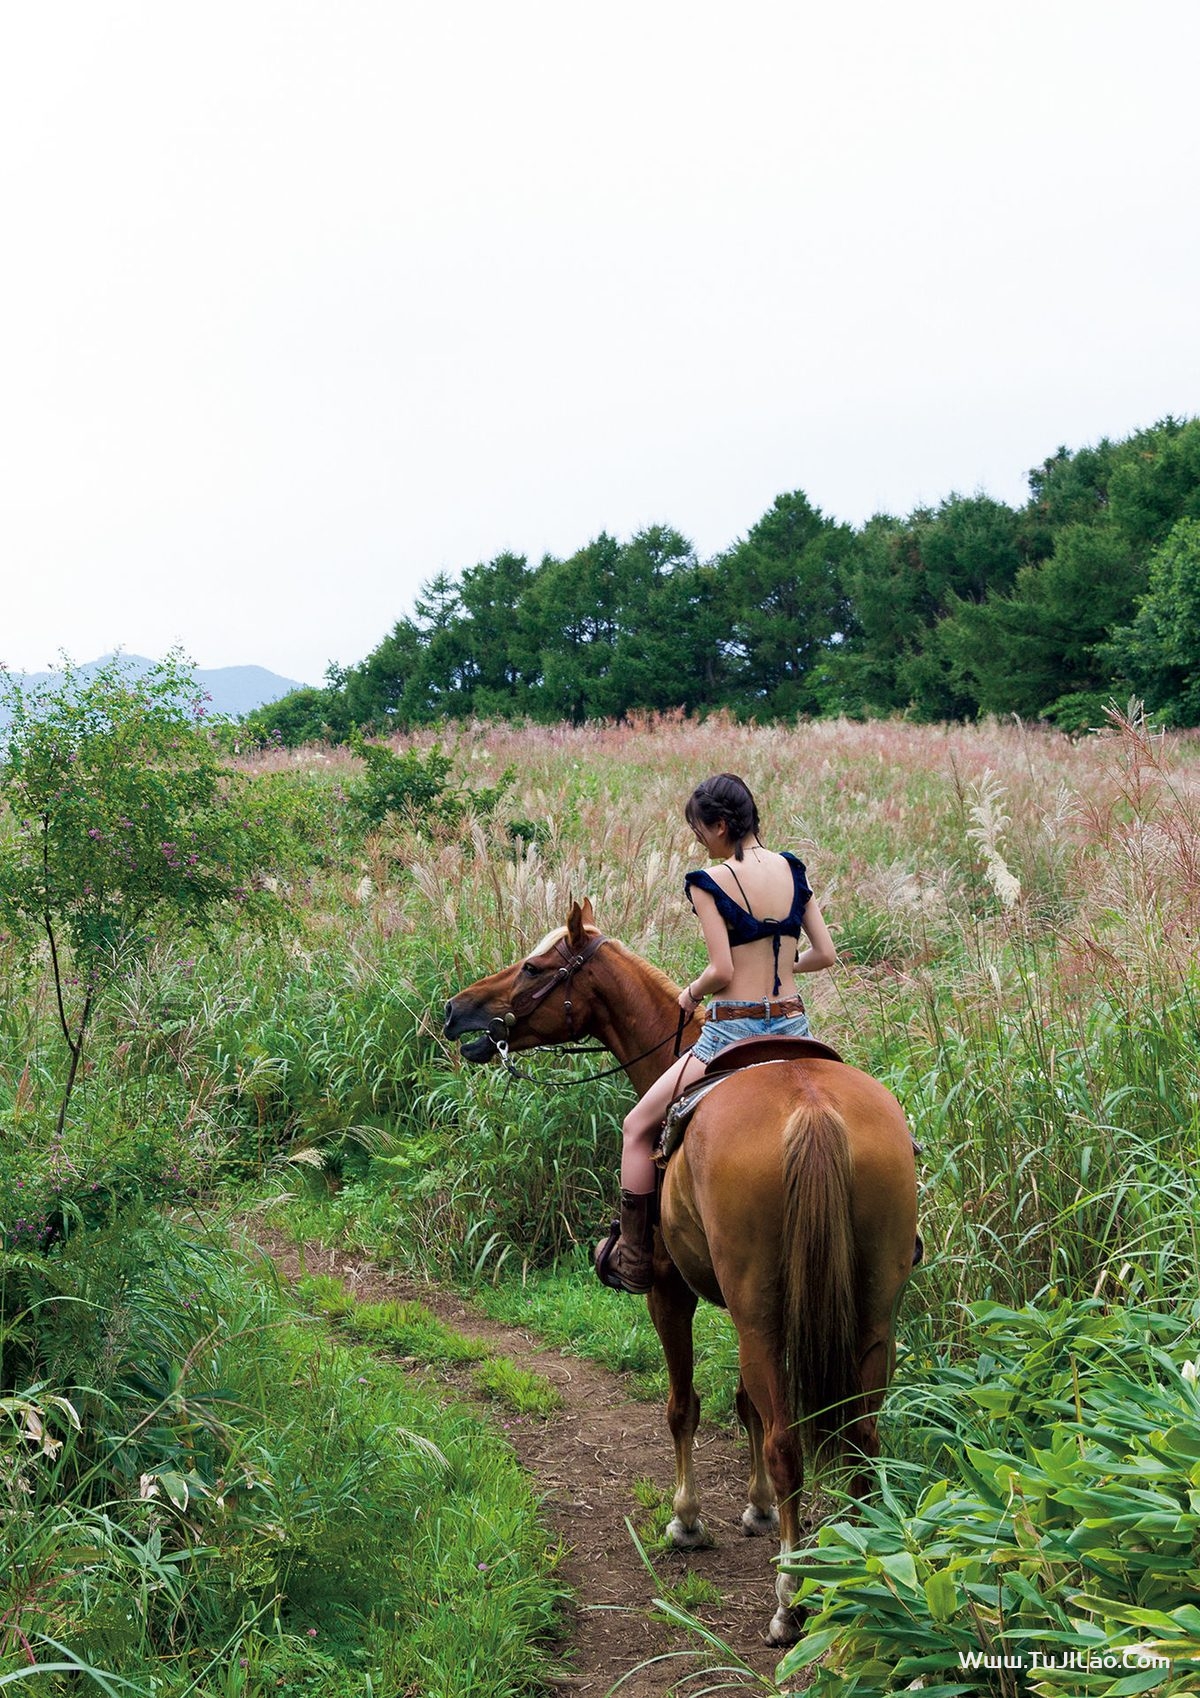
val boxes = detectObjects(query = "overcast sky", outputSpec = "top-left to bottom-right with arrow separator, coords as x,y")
2,1 -> 1197,686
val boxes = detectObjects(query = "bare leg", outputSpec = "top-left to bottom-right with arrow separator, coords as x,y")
620,1051 -> 709,1193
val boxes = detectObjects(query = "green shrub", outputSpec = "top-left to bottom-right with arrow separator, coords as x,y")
780,1301 -> 1200,1695
347,733 -> 513,831
0,655 -> 289,1132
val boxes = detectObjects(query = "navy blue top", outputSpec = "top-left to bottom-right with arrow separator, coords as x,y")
684,851 -> 812,994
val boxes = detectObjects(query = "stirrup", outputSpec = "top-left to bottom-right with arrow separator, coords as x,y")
593,1220 -> 622,1288
593,1221 -> 653,1294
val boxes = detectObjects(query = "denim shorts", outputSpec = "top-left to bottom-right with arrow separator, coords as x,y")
691,1006 -> 811,1064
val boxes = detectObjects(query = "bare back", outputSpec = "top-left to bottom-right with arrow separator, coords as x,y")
698,848 -> 808,999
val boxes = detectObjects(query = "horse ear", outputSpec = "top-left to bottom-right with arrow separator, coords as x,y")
566,899 -> 586,948
580,896 -> 596,928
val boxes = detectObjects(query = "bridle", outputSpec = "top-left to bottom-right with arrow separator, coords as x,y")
487,930 -> 609,1044
480,932 -> 687,1087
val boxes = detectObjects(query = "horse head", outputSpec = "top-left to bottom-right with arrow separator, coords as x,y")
443,897 -> 606,1062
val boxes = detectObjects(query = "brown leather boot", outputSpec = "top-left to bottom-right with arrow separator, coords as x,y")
594,1189 -> 656,1294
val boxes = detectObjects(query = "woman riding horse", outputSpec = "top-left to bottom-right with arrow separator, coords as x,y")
594,772 -> 837,1295
444,864 -> 918,1644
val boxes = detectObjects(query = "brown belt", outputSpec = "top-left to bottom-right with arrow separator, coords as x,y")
708,996 -> 805,1023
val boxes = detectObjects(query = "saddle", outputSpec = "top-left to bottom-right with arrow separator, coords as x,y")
703,1034 -> 843,1075
655,1035 -> 845,1166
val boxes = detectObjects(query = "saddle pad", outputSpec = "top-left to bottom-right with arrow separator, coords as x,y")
656,1075 -> 727,1163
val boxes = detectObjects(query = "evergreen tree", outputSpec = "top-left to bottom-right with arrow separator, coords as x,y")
599,526 -> 715,715
1104,517 -> 1200,725
241,413 -> 1200,740
717,491 -> 853,717
938,523 -> 1142,722
1019,437 -> 1125,561
455,551 -> 539,714
524,534 -> 622,722
1106,417 -> 1200,550
517,527 -> 718,719
831,495 -> 1021,719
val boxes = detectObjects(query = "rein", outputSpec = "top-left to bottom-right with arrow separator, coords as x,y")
481,933 -> 688,1089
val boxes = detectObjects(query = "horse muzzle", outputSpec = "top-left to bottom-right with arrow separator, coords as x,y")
443,996 -> 513,1064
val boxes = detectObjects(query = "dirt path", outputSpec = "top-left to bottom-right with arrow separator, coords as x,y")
246,1226 -> 800,1697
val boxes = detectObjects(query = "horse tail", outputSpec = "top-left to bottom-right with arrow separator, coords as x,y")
781,1096 -> 862,1461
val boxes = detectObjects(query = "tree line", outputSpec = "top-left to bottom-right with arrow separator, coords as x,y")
249,416 -> 1200,742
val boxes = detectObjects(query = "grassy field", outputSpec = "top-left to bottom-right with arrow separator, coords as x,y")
3,708 -> 1200,1693
239,709 -> 1200,1320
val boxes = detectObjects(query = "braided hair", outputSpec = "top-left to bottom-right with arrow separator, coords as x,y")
684,773 -> 762,861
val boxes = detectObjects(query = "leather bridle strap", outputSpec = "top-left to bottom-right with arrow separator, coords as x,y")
491,1013 -> 687,1089
486,932 -> 609,1043
482,931 -> 689,1085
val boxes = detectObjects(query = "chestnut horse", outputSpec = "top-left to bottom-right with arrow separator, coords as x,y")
444,899 -> 918,1644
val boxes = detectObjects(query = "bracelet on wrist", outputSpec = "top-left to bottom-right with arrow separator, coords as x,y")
688,983 -> 702,1006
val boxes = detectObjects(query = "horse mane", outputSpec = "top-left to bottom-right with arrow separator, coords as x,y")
530,926 -> 679,1010
602,938 -> 680,1008
528,923 -> 570,955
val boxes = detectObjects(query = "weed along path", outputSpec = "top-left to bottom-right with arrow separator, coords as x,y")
248,1226 -> 795,1696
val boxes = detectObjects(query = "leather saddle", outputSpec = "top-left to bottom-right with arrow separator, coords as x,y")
702,1034 -> 844,1075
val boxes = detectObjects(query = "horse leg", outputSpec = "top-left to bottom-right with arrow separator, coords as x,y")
736,1376 -> 778,1536
846,1242 -> 912,1499
647,1261 -> 704,1548
733,1333 -> 805,1645
846,1324 -> 894,1501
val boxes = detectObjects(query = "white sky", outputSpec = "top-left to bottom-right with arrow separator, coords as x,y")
2,1 -> 1198,686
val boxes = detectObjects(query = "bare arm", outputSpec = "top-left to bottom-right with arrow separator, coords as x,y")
678,885 -> 733,1011
795,895 -> 836,974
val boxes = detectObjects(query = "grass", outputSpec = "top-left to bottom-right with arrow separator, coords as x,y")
657,1572 -> 724,1613
300,1269 -> 566,1416
0,1212 -> 565,1697
258,1209 -> 748,1418
296,1273 -> 491,1363
4,711 -> 1200,1694
472,1358 -> 565,1417
465,1249 -> 746,1418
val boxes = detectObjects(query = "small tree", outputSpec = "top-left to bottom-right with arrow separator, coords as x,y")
0,654 -> 284,1134
346,732 -> 514,831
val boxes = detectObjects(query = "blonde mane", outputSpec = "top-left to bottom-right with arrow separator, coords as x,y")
527,923 -> 570,955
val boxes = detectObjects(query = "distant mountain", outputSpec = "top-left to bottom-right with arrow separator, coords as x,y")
195,663 -> 309,717
0,654 -> 307,720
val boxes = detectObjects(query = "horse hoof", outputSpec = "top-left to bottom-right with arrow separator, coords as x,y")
741,1505 -> 779,1537
666,1515 -> 707,1550
767,1605 -> 804,1646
